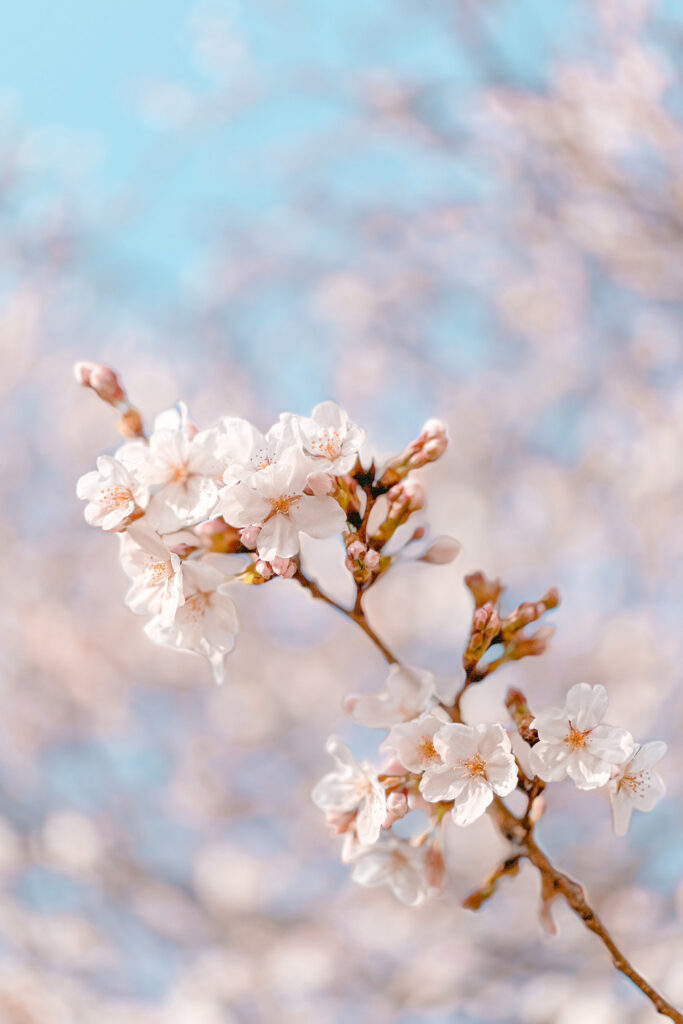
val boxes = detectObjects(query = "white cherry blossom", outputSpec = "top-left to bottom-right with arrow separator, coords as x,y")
76,455 -> 148,531
219,415 -> 298,486
607,740 -> 667,836
119,420 -> 225,532
144,559 -> 239,684
420,723 -> 517,826
291,401 -> 365,475
119,524 -> 184,627
350,838 -> 431,906
345,664 -> 437,728
312,737 -> 386,846
380,711 -> 449,774
218,446 -> 347,561
529,683 -> 635,790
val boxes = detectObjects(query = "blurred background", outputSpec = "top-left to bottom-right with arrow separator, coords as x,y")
0,0 -> 682,1021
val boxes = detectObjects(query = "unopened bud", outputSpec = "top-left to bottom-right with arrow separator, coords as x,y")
116,408 -> 144,439
347,540 -> 366,560
383,790 -> 409,828
271,556 -> 297,579
239,524 -> 262,550
74,361 -> 125,405
420,418 -> 447,441
465,571 -> 503,609
387,477 -> 424,517
364,548 -> 380,570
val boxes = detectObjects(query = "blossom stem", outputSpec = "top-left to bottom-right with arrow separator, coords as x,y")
486,796 -> 683,1021
293,569 -> 398,665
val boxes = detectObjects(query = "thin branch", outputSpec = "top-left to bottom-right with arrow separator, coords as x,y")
293,569 -> 398,665
327,595 -> 682,1021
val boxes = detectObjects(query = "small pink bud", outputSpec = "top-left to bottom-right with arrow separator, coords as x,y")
240,524 -> 262,549
271,556 -> 296,579
420,535 -> 461,564
420,418 -> 448,441
388,477 -> 424,515
383,790 -> 409,829
364,548 -> 380,569
254,559 -> 273,580
386,791 -> 408,816
73,361 -> 125,405
347,540 -> 366,560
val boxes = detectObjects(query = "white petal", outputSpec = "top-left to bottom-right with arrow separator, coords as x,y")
256,514 -> 299,560
609,788 -> 634,837
566,683 -> 608,731
629,740 -> 667,773
291,495 -> 347,539
586,726 -> 634,765
565,753 -> 610,790
528,741 -> 571,782
451,780 -> 493,827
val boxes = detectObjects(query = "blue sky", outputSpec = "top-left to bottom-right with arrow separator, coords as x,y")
0,0 -> 590,297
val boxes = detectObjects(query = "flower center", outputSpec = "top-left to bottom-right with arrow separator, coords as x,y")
146,560 -> 172,585
564,722 -> 589,750
311,430 -> 342,460
457,753 -> 487,779
100,486 -> 132,508
270,494 -> 298,516
182,591 -> 210,620
619,771 -> 647,794
417,737 -> 439,763
170,463 -> 189,484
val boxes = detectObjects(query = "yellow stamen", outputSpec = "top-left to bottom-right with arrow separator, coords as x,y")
457,753 -> 487,779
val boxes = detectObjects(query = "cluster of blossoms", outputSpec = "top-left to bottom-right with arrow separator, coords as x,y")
314,662 -> 667,906
75,361 -> 451,683
75,362 -> 676,1020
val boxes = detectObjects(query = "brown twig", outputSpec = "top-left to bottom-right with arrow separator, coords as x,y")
293,569 -> 398,665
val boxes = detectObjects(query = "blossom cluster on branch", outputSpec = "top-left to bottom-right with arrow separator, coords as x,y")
75,362 -> 677,1022
74,360 -> 450,683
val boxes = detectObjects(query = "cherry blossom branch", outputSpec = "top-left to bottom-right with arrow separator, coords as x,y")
339,605 -> 682,1021
487,797 -> 683,1023
293,568 -> 398,665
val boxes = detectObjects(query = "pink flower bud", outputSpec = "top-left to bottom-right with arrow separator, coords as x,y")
347,540 -> 366,560
240,524 -> 262,549
420,418 -> 448,441
254,559 -> 273,580
386,791 -> 408,816
383,790 -> 409,829
423,435 -> 448,459
364,548 -> 380,569
271,556 -> 296,579
420,535 -> 461,564
388,477 -> 424,515
73,361 -> 125,405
